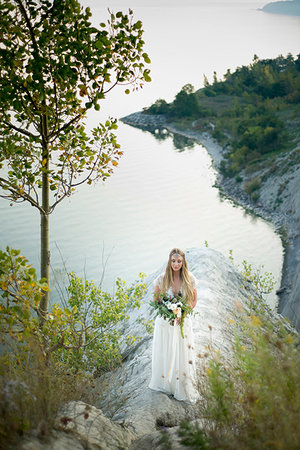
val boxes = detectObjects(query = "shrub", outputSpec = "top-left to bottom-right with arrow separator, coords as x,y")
244,176 -> 261,194
0,247 -> 147,445
180,261 -> 300,450
146,98 -> 170,115
0,339 -> 92,447
191,310 -> 300,449
251,191 -> 259,202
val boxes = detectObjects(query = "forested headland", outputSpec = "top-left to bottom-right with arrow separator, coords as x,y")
260,0 -> 300,16
146,53 -> 300,185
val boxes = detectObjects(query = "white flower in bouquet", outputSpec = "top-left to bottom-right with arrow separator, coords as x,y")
150,293 -> 195,339
174,308 -> 182,318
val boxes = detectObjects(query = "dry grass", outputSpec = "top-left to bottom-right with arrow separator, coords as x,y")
0,338 -> 95,449
184,309 -> 300,450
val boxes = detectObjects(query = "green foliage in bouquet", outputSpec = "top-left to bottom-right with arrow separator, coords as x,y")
150,293 -> 193,338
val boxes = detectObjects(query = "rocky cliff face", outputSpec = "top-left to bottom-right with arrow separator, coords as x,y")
21,247 -> 260,449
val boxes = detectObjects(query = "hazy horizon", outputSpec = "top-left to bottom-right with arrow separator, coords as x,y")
82,0 -> 267,9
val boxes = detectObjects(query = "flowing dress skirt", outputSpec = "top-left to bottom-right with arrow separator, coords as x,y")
149,315 -> 197,402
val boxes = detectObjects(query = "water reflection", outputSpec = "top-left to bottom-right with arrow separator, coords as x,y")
135,125 -> 196,153
172,133 -> 195,152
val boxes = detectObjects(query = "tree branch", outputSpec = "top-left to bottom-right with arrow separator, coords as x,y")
0,177 -> 44,213
49,113 -> 83,141
4,121 -> 38,139
16,0 -> 40,56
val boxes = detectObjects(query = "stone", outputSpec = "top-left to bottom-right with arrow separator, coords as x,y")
56,401 -> 135,449
94,247 -> 253,438
19,430 -> 85,450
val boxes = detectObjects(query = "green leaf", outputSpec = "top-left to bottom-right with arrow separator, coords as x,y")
143,71 -> 151,82
142,53 -> 151,64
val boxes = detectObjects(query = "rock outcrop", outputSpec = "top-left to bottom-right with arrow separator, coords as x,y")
23,246 -> 297,449
21,247 -> 260,449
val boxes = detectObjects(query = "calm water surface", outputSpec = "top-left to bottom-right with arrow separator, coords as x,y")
1,1 -> 299,307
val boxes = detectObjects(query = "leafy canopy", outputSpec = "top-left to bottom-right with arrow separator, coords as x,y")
0,0 -> 151,212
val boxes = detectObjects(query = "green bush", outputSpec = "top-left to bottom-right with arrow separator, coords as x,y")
191,310 -> 300,450
180,260 -> 300,450
244,176 -> 261,195
146,98 -> 170,115
0,339 -> 92,447
0,247 -> 147,445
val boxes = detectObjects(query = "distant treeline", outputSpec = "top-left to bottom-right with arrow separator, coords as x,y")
146,54 -> 300,176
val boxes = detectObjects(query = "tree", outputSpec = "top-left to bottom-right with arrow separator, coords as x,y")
0,0 -> 151,317
171,84 -> 200,117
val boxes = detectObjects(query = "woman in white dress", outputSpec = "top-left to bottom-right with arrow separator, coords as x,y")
149,248 -> 198,403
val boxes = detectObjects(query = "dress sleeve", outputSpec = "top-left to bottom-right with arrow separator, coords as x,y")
153,273 -> 163,289
189,272 -> 198,289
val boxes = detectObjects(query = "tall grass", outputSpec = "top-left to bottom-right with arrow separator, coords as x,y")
179,261 -> 300,449
0,337 -> 95,449
193,315 -> 300,449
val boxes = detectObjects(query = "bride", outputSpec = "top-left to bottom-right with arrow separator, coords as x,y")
149,248 -> 198,403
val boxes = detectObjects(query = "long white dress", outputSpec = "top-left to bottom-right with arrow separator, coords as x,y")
149,272 -> 198,403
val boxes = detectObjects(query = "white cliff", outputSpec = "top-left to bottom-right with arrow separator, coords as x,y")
20,247 -> 270,449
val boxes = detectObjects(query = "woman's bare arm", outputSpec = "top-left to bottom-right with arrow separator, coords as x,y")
153,285 -> 161,303
192,288 -> 197,309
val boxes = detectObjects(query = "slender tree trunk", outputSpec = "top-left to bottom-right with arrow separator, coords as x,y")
39,183 -> 50,317
39,107 -> 50,318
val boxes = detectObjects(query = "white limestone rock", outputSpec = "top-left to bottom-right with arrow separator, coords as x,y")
20,432 -> 85,450
94,247 -> 252,438
19,247 -> 258,450
56,401 -> 135,449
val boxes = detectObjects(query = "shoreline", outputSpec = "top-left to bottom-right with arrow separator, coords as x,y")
121,111 -> 300,330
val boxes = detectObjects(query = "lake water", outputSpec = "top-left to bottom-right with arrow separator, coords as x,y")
1,1 -> 299,307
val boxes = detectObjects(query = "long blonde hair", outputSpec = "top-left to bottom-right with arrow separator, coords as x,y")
161,248 -> 194,306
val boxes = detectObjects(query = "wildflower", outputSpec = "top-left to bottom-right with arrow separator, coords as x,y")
250,315 -> 262,327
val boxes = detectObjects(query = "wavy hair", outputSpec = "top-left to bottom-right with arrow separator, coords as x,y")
161,248 -> 194,306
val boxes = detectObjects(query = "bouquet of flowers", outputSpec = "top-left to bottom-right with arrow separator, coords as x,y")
150,293 -> 193,338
